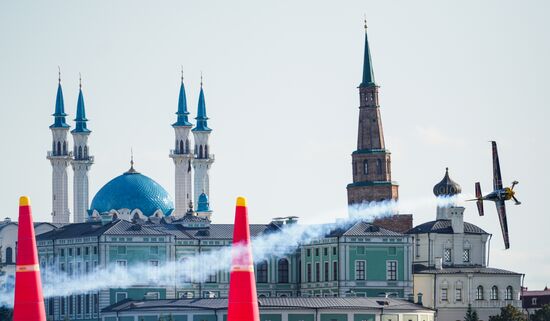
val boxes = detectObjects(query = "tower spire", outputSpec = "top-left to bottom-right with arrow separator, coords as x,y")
50,69 -> 69,129
72,74 -> 90,133
193,75 -> 211,132
173,68 -> 192,127
360,21 -> 376,88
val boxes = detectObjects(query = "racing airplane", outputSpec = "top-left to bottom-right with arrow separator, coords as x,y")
469,141 -> 521,249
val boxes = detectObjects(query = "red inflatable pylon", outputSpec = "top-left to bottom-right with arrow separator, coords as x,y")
226,197 -> 260,321
13,196 -> 47,321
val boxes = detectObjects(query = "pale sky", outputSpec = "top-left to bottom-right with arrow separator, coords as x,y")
0,1 -> 549,289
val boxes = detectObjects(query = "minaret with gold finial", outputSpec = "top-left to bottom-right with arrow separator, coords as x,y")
71,74 -> 94,223
47,69 -> 72,223
169,68 -> 194,217
192,74 -> 214,212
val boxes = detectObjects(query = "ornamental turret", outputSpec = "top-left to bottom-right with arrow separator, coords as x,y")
347,22 -> 399,206
192,78 -> 214,211
169,72 -> 194,217
433,168 -> 462,220
47,72 -> 72,223
71,77 -> 94,223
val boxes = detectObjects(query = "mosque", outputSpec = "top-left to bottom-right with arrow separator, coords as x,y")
0,24 -> 523,321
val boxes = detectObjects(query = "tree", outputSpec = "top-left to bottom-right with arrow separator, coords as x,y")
531,304 -> 550,321
465,304 -> 480,321
489,304 -> 526,321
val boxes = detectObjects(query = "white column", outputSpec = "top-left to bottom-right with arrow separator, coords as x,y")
48,128 -> 72,223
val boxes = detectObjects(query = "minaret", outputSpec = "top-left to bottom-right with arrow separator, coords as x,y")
169,71 -> 194,217
347,22 -> 399,205
47,72 -> 72,223
71,76 -> 93,223
192,77 -> 214,209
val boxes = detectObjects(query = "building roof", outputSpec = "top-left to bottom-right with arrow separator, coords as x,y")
90,168 -> 174,217
102,297 -> 432,313
103,220 -> 171,236
71,87 -> 90,133
359,25 -> 376,88
433,168 -> 461,197
522,289 -> 550,297
413,265 -> 521,275
327,221 -> 404,238
406,219 -> 487,235
37,221 -> 115,240
173,80 -> 192,127
192,85 -> 211,132
0,221 -> 63,232
50,82 -> 70,129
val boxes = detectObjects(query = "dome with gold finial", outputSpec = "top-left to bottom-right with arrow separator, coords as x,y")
433,168 -> 462,196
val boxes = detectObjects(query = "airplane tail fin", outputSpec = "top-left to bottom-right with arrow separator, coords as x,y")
475,182 -> 484,216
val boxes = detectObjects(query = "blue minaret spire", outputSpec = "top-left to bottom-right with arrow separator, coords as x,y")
50,69 -> 69,128
192,74 -> 211,132
72,74 -> 91,133
173,68 -> 192,127
359,19 -> 376,88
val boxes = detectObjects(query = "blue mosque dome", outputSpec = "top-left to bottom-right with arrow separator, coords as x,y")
90,165 -> 174,217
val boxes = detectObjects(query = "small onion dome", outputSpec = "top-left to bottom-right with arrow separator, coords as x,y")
433,167 -> 462,196
197,193 -> 211,212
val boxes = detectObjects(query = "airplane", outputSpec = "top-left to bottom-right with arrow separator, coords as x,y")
469,141 -> 521,249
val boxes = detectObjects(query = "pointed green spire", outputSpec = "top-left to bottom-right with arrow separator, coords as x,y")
50,72 -> 70,128
192,78 -> 211,132
359,21 -> 376,88
72,80 -> 90,133
173,70 -> 192,127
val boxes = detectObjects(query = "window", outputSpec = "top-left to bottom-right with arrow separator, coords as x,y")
307,263 -> 312,282
441,288 -> 448,301
257,261 -> 268,283
206,271 -> 217,283
306,249 -> 311,257
60,263 -> 65,272
116,260 -> 127,270
476,286 -> 484,300
68,262 -> 73,275
85,294 -> 90,314
532,298 -> 538,306
491,286 -> 499,300
85,247 -> 89,256
333,261 -> 338,280
455,288 -> 462,302
93,294 -> 98,313
415,238 -> 420,258
278,259 -> 289,283
444,248 -> 452,263
118,246 -> 126,254
324,247 -> 328,256
315,262 -> 320,282
68,248 -> 73,256
60,248 -> 65,257
61,297 -> 66,315
69,295 -> 74,314
355,260 -> 366,280
77,295 -> 82,314
376,159 -> 382,174
5,247 -> 13,264
463,249 -> 470,262
506,286 -> 513,300
85,261 -> 89,273
324,262 -> 329,282
386,260 -> 397,281
48,298 -> 54,315
115,292 -> 127,303
315,248 -> 319,256
332,247 -> 337,256
363,160 -> 369,174
93,246 -> 97,255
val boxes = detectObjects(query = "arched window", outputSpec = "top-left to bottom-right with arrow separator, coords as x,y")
179,140 -> 184,154
5,247 -> 13,264
376,159 -> 382,174
185,139 -> 190,154
491,286 -> 499,300
278,258 -> 289,283
63,141 -> 67,155
84,146 -> 88,158
57,141 -> 61,156
506,286 -> 513,300
363,160 -> 368,175
199,145 -> 203,159
256,261 -> 268,283
476,286 -> 484,300
205,145 -> 209,158
78,146 -> 82,160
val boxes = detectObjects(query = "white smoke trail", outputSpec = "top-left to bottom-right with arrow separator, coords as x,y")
0,195 -> 469,307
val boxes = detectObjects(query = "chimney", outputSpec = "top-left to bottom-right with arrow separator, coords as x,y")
435,257 -> 443,270
417,293 -> 423,306
285,216 -> 298,225
450,207 -> 465,234
372,214 -> 413,233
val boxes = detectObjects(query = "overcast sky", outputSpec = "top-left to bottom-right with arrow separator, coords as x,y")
1,0 -> 548,289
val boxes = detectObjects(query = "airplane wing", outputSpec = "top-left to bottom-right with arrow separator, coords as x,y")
492,141 -> 503,190
495,200 -> 510,249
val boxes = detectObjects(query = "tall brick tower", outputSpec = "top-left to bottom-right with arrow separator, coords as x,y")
347,23 -> 399,205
